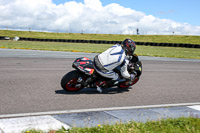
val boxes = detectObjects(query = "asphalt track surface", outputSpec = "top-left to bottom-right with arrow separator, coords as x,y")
0,49 -> 200,115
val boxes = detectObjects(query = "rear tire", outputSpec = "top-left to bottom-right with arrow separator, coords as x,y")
61,70 -> 84,92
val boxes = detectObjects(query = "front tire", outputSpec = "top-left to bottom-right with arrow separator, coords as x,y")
61,70 -> 84,92
118,77 -> 139,88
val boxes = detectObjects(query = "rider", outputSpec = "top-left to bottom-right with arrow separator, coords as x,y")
93,38 -> 137,93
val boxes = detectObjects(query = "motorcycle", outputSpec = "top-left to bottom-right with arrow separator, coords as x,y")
60,54 -> 142,92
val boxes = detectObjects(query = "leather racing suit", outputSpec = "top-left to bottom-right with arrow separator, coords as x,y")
94,44 -> 130,81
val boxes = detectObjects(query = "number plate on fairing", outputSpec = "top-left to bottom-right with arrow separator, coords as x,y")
72,57 -> 95,75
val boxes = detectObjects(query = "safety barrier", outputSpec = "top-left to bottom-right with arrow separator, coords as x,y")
1,36 -> 200,48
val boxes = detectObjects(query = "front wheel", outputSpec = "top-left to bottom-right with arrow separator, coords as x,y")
60,70 -> 84,92
118,77 -> 139,88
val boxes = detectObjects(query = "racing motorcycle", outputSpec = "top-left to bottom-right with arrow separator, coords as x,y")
60,54 -> 142,92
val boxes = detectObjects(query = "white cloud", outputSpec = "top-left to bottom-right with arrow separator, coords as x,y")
84,0 -> 103,11
0,0 -> 200,35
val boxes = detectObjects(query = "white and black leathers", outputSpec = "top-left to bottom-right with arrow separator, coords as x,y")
94,44 -> 131,80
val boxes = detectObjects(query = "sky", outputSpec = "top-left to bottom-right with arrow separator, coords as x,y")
53,0 -> 200,26
0,0 -> 200,35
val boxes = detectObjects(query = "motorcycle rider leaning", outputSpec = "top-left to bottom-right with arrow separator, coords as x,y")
93,38 -> 137,93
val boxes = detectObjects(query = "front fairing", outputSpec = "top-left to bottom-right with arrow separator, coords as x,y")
129,54 -> 142,77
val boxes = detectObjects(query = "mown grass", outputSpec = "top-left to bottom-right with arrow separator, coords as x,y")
1,30 -> 200,44
0,40 -> 200,59
1,30 -> 200,59
23,117 -> 200,133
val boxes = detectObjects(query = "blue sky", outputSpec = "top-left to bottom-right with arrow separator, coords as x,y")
52,0 -> 200,26
1,0 -> 200,35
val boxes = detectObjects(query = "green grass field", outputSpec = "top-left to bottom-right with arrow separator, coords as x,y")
1,30 -> 200,59
23,117 -> 200,133
1,30 -> 200,44
0,40 -> 200,59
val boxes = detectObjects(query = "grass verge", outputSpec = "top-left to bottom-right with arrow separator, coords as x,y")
1,30 -> 200,44
23,117 -> 200,133
0,40 -> 200,59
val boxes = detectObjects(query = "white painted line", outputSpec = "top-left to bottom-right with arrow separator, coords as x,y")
188,105 -> 200,111
1,102 -> 200,119
0,115 -> 70,133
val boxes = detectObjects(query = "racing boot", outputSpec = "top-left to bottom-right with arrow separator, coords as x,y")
96,85 -> 102,93
95,80 -> 107,93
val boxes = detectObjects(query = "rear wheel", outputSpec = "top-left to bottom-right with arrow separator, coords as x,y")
61,70 -> 84,92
